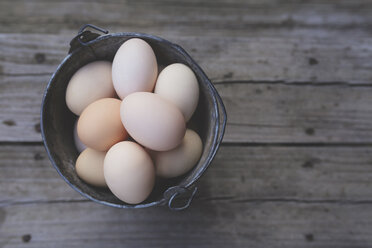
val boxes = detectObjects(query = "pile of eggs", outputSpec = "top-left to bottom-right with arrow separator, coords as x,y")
65,38 -> 203,204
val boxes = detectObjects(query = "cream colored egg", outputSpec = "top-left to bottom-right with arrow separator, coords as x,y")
120,92 -> 186,151
149,129 -> 202,178
78,98 -> 128,151
76,148 -> 107,187
66,61 -> 115,115
154,63 -> 199,121
112,38 -> 158,99
73,119 -> 86,153
104,141 -> 155,204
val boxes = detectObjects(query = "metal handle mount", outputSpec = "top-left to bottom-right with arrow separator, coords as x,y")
164,186 -> 198,211
69,24 -> 109,54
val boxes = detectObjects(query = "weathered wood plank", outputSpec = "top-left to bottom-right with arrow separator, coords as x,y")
1,1 -> 372,247
2,33 -> 372,84
221,83 -> 372,143
1,0 -> 372,39
0,75 -> 48,142
3,75 -> 372,143
1,200 -> 372,248
2,145 -> 372,205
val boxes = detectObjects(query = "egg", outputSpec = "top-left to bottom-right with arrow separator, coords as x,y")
65,61 -> 115,115
78,98 -> 128,151
112,38 -> 158,99
149,129 -> 202,178
75,148 -> 107,187
120,92 -> 186,151
73,119 -> 86,153
104,141 -> 155,204
154,63 -> 199,121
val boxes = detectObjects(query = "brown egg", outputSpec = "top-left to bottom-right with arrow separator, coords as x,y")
104,141 -> 155,204
78,98 -> 128,151
120,92 -> 186,151
75,148 -> 107,187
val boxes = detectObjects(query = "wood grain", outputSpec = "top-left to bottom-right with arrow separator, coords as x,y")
2,33 -> 372,83
1,1 -> 372,247
1,0 -> 372,39
221,82 -> 372,143
2,31 -> 372,144
2,144 -> 372,247
2,144 -> 372,205
3,75 -> 372,143
1,201 -> 372,248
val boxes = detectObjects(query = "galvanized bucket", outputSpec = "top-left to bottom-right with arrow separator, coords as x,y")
41,24 -> 227,210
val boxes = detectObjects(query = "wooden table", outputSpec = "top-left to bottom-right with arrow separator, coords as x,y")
1,1 -> 372,247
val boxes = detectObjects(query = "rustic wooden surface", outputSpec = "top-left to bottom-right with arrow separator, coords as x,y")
1,0 -> 372,247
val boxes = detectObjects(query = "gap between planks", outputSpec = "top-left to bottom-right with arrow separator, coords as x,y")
4,142 -> 372,147
213,80 -> 372,87
4,196 -> 372,208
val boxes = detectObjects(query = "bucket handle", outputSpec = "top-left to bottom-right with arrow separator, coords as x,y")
164,186 -> 198,211
69,24 -> 109,54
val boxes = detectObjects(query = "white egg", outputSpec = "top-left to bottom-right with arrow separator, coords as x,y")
154,63 -> 199,121
120,92 -> 186,152
149,129 -> 203,178
112,38 -> 158,99
104,141 -> 155,204
66,61 -> 115,115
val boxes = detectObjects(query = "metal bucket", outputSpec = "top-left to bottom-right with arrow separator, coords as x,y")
41,24 -> 227,210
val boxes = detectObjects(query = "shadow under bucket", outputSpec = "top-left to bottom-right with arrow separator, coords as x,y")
41,24 -> 227,210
